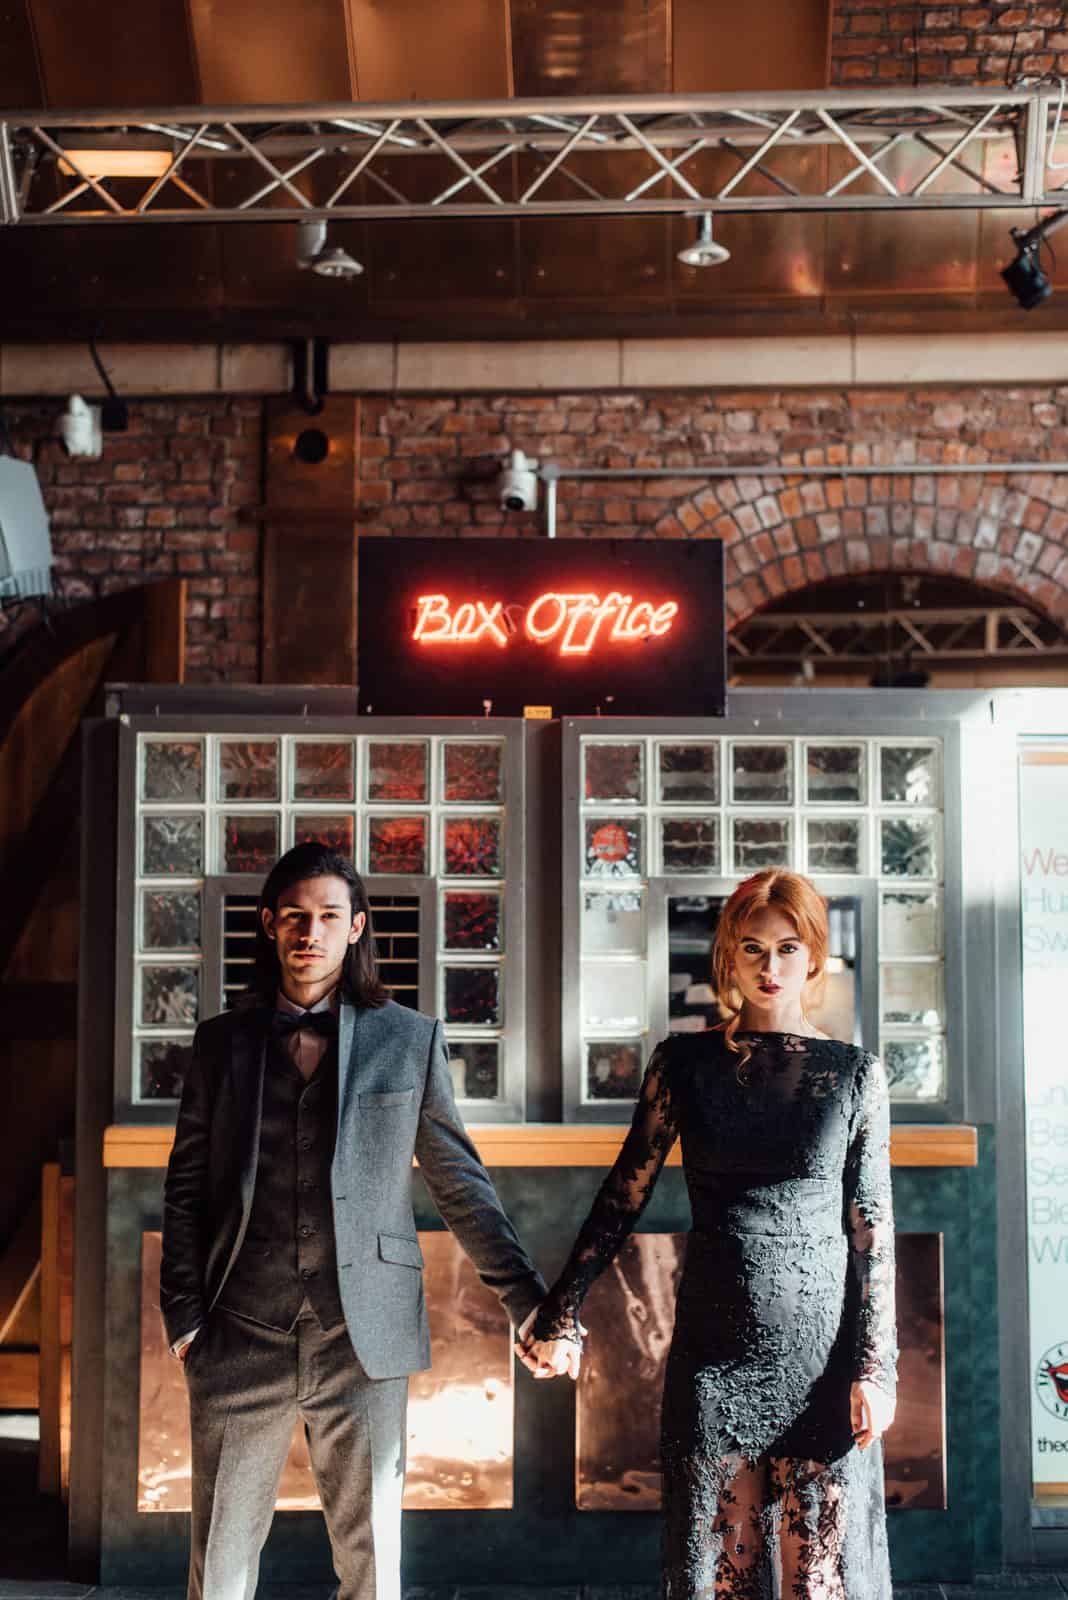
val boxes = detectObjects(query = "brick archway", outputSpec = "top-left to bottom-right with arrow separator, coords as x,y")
652,473 -> 1068,629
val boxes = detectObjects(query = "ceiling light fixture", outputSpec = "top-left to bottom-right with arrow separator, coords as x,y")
296,219 -> 363,280
677,212 -> 730,268
312,245 -> 364,280
1002,209 -> 1068,309
57,148 -> 173,179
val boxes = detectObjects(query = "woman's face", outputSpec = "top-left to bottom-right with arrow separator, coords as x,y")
731,905 -> 815,1014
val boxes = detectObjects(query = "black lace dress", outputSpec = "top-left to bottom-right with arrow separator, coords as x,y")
535,1032 -> 897,1599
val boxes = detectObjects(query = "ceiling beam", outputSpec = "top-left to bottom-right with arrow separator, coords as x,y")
1,87 -> 1060,224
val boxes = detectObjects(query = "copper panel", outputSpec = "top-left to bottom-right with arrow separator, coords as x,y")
187,0 -> 355,104
517,152 -> 668,302
367,154 -> 519,304
348,0 -> 511,100
576,1231 -> 946,1512
138,1231 -> 513,1513
29,0 -> 197,108
576,1234 -> 685,1509
404,1229 -> 514,1508
671,148 -> 827,304
673,0 -> 829,92
883,1231 -> 946,1510
511,0 -> 669,95
0,0 -> 44,109
263,397 -> 358,685
266,397 -> 358,513
825,143 -> 979,302
0,223 -> 224,321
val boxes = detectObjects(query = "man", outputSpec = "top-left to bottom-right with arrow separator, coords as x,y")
161,842 -> 546,1600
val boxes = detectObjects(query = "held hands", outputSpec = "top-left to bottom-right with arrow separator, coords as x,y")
514,1305 -> 586,1381
849,1379 -> 895,1449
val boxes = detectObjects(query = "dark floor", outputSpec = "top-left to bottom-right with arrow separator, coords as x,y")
4,1421 -> 1068,1600
4,1586 -> 1068,1600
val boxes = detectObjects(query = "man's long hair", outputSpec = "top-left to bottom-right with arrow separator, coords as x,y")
250,843 -> 390,1009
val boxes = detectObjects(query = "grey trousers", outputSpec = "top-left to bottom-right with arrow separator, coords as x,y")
184,1302 -> 409,1600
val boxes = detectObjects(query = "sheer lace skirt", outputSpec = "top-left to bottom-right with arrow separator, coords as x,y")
658,1232 -> 891,1600
662,1440 -> 890,1600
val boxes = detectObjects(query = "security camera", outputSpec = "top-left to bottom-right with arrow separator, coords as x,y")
499,449 -> 539,513
59,395 -> 102,459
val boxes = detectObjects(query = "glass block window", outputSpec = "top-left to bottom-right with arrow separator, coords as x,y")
586,1039 -> 644,1100
442,742 -> 503,804
293,740 -> 356,802
584,742 -> 645,804
218,740 -> 280,802
730,742 -> 793,805
368,815 -> 428,875
141,888 -> 201,952
442,890 -> 503,953
131,733 -> 509,1107
657,742 -> 719,805
578,734 -> 946,1106
142,738 -> 204,803
806,817 -> 865,876
804,743 -> 866,806
448,1039 -> 501,1100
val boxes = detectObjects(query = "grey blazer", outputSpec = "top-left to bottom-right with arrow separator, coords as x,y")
161,998 -> 546,1379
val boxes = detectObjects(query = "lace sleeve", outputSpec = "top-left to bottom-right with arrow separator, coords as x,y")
845,1051 -> 898,1400
533,1042 -> 680,1343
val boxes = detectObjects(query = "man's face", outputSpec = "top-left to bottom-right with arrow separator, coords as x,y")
261,874 -> 366,996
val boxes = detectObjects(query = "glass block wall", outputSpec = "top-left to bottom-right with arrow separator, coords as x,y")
132,733 -> 508,1107
579,735 -> 945,1106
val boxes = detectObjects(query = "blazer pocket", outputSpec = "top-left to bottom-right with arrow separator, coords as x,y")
378,1232 -> 424,1269
360,1088 -> 415,1108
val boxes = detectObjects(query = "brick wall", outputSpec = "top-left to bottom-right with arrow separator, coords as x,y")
358,388 -> 1068,626
5,385 -> 1068,681
830,1 -> 1068,85
2,398 -> 262,682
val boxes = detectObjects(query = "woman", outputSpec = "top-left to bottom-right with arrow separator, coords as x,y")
522,869 -> 897,1598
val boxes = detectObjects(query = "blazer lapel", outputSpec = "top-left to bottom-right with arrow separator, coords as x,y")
337,1000 -> 398,1125
235,1005 -> 270,1217
338,1000 -> 358,1128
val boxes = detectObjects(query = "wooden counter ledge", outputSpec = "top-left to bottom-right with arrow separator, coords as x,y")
104,1123 -> 978,1170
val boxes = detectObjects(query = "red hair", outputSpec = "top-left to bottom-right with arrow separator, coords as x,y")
711,870 -> 829,1064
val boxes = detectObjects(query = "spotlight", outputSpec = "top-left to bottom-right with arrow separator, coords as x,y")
296,219 -> 363,280
1003,234 -> 1052,310
677,212 -> 730,268
311,246 -> 364,280
1002,210 -> 1068,309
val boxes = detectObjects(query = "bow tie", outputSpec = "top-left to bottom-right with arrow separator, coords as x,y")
272,1009 -> 337,1039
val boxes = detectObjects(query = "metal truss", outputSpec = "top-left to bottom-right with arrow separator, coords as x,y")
3,86 -> 1068,227
729,606 -> 1068,669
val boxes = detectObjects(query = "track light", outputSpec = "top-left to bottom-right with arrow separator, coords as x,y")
1002,209 -> 1068,309
296,219 -> 363,280
677,213 -> 730,268
311,246 -> 363,279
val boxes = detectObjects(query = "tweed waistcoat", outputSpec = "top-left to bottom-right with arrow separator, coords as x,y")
216,1030 -> 344,1332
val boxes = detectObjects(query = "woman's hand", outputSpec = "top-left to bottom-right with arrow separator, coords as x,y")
850,1379 -> 895,1449
517,1334 -> 583,1380
514,1306 -> 585,1379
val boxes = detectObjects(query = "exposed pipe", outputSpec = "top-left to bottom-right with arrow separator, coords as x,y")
537,457 -> 1068,535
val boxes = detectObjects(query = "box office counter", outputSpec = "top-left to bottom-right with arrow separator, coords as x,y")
96,1121 -> 986,1585
73,687 -> 1017,1585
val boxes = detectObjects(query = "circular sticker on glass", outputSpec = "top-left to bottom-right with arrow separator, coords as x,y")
590,823 -> 630,864
1035,1341 -> 1068,1422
